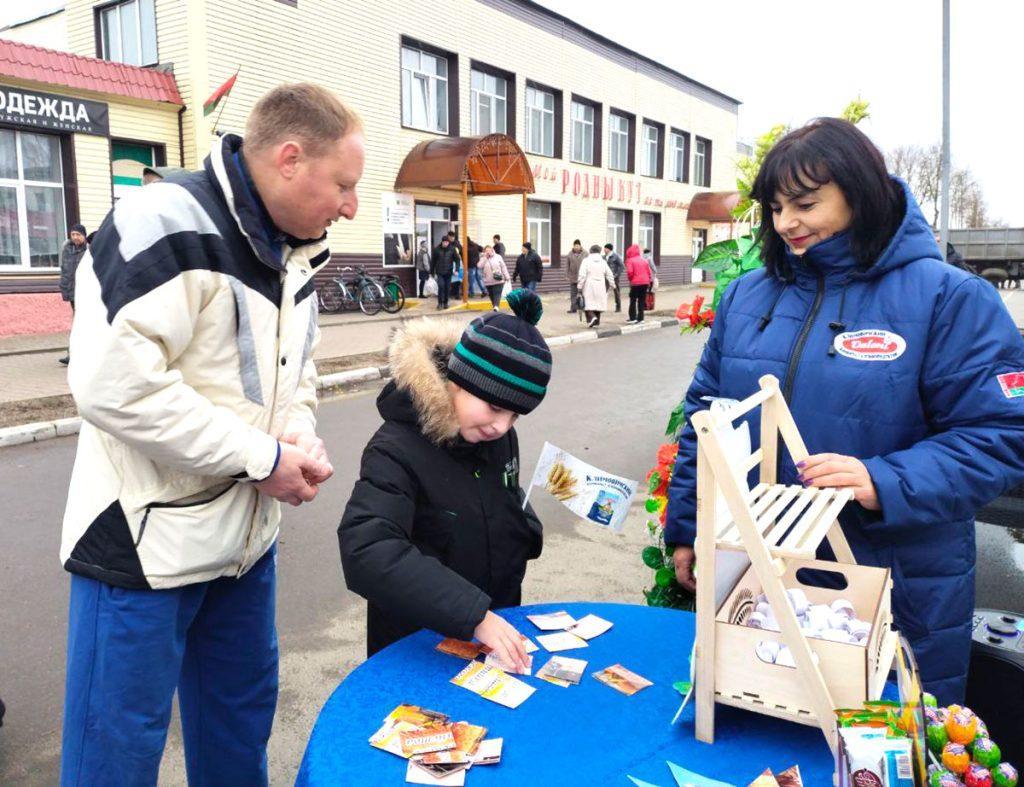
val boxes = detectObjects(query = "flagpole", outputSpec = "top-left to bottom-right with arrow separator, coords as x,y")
211,66 -> 241,137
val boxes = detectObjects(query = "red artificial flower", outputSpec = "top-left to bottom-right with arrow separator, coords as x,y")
657,444 -> 678,466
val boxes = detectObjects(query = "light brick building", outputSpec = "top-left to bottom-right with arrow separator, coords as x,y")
0,0 -> 740,302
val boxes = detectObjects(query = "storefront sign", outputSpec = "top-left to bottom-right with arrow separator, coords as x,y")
531,164 -> 689,211
0,86 -> 109,136
382,191 -> 414,266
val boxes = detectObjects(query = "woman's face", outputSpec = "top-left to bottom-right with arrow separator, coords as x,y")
770,181 -> 853,255
450,384 -> 518,443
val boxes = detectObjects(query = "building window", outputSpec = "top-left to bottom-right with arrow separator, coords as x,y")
694,136 -> 712,187
638,121 -> 663,178
607,208 -> 627,254
401,44 -> 450,134
570,100 -> 595,165
608,110 -> 634,172
639,212 -> 657,253
692,228 -> 708,258
669,129 -> 690,183
525,85 -> 556,157
0,129 -> 66,269
527,200 -> 553,262
98,0 -> 157,67
471,68 -> 507,135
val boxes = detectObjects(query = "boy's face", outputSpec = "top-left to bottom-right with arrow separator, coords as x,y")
450,385 -> 518,443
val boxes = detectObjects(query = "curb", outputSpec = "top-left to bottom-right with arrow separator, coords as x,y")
0,318 -> 679,448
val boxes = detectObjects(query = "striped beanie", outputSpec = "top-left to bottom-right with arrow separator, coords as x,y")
447,289 -> 552,414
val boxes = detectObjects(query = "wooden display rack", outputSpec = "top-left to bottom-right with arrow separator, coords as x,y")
692,375 -> 899,756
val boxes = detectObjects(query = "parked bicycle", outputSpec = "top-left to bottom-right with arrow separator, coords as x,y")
379,273 -> 406,314
318,266 -> 385,316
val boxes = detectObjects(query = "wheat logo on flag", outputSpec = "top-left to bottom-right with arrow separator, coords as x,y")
523,442 -> 638,533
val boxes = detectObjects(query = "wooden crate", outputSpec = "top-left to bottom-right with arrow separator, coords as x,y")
713,558 -> 897,725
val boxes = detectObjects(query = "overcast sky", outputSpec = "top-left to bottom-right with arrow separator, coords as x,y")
2,0 -> 1021,225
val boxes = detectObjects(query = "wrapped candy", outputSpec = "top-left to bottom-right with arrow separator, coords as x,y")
923,692 -> 939,708
806,604 -> 831,631
786,588 -> 810,617
946,710 -> 979,745
827,612 -> 851,631
848,620 -> 872,642
971,738 -> 1001,769
819,629 -> 853,644
748,611 -> 769,630
974,719 -> 989,742
993,763 -> 1018,787
943,743 -> 971,775
966,765 -> 994,787
932,774 -> 964,787
775,646 -> 796,668
831,598 -> 856,618
927,722 -> 950,755
755,640 -> 780,664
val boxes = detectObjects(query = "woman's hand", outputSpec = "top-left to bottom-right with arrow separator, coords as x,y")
797,453 -> 880,511
473,611 -> 529,673
673,545 -> 697,592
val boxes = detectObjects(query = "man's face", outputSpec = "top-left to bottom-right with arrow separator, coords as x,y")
264,132 -> 365,239
70,231 -> 86,246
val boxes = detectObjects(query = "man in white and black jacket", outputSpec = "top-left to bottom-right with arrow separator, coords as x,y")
59,84 -> 364,786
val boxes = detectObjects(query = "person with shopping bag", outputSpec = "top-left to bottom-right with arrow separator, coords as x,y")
480,245 -> 511,311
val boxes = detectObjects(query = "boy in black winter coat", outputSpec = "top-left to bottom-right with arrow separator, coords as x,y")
339,291 -> 550,670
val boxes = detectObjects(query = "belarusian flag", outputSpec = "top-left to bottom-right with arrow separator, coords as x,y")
203,69 -> 239,117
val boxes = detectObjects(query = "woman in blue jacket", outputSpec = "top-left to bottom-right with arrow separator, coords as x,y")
665,118 -> 1024,703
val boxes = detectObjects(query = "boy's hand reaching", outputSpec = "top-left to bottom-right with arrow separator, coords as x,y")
473,611 -> 529,673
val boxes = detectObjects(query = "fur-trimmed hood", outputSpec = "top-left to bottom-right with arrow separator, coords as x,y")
379,318 -> 464,445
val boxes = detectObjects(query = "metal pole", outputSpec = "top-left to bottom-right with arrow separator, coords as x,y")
461,181 -> 469,304
940,0 -> 951,259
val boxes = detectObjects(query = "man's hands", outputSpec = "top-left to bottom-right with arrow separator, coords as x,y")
672,545 -> 697,592
473,611 -> 530,674
253,432 -> 333,506
797,453 -> 880,511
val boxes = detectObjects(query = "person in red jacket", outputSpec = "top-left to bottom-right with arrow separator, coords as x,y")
624,243 -> 652,323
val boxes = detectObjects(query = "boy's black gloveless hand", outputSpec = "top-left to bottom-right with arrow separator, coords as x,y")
474,611 -> 529,673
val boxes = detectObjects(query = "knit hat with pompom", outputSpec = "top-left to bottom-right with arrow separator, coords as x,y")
447,289 -> 551,414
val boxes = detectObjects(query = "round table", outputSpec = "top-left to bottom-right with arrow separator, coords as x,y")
296,602 -> 835,786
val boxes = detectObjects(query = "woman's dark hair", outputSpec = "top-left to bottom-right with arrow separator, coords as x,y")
751,117 -> 903,279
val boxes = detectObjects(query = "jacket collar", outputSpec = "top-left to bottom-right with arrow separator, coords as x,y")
205,133 -> 325,271
784,230 -> 855,288
380,318 -> 465,446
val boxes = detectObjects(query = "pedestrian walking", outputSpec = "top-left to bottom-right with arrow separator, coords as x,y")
431,236 -> 458,309
479,244 -> 510,310
58,83 -> 356,786
58,223 -> 88,365
513,242 -> 543,293
338,290 -> 549,665
565,239 -> 585,313
577,244 -> 614,327
625,243 -> 653,323
666,117 -> 1024,705
415,239 -> 431,298
492,234 -> 505,257
466,236 -> 485,296
603,243 -> 624,312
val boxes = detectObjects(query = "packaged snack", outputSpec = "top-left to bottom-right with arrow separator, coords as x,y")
942,743 -> 971,776
946,710 -> 979,745
971,738 -> 1001,769
927,722 -> 950,755
450,722 -> 487,755
399,724 -> 456,757
993,763 -> 1018,787
966,765 -> 993,787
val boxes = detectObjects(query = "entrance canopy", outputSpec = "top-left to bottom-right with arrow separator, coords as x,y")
394,133 -> 535,196
687,191 -> 741,222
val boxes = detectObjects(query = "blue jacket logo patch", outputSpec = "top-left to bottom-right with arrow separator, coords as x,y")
833,329 -> 907,361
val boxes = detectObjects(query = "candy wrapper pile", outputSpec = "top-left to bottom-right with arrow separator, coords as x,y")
744,588 -> 872,666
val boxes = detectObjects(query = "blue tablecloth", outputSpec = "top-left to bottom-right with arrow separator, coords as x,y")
296,602 -> 835,786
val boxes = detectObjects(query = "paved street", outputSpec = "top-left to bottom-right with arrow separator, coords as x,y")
1,306 -> 1023,785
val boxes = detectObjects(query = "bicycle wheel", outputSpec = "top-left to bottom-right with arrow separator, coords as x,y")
358,282 -> 384,315
382,280 -> 406,313
319,284 -> 344,313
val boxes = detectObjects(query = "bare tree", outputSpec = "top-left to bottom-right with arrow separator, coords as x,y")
886,144 -> 996,229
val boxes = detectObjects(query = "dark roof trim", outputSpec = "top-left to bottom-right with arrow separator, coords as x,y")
475,0 -> 741,111
0,6 -> 65,32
